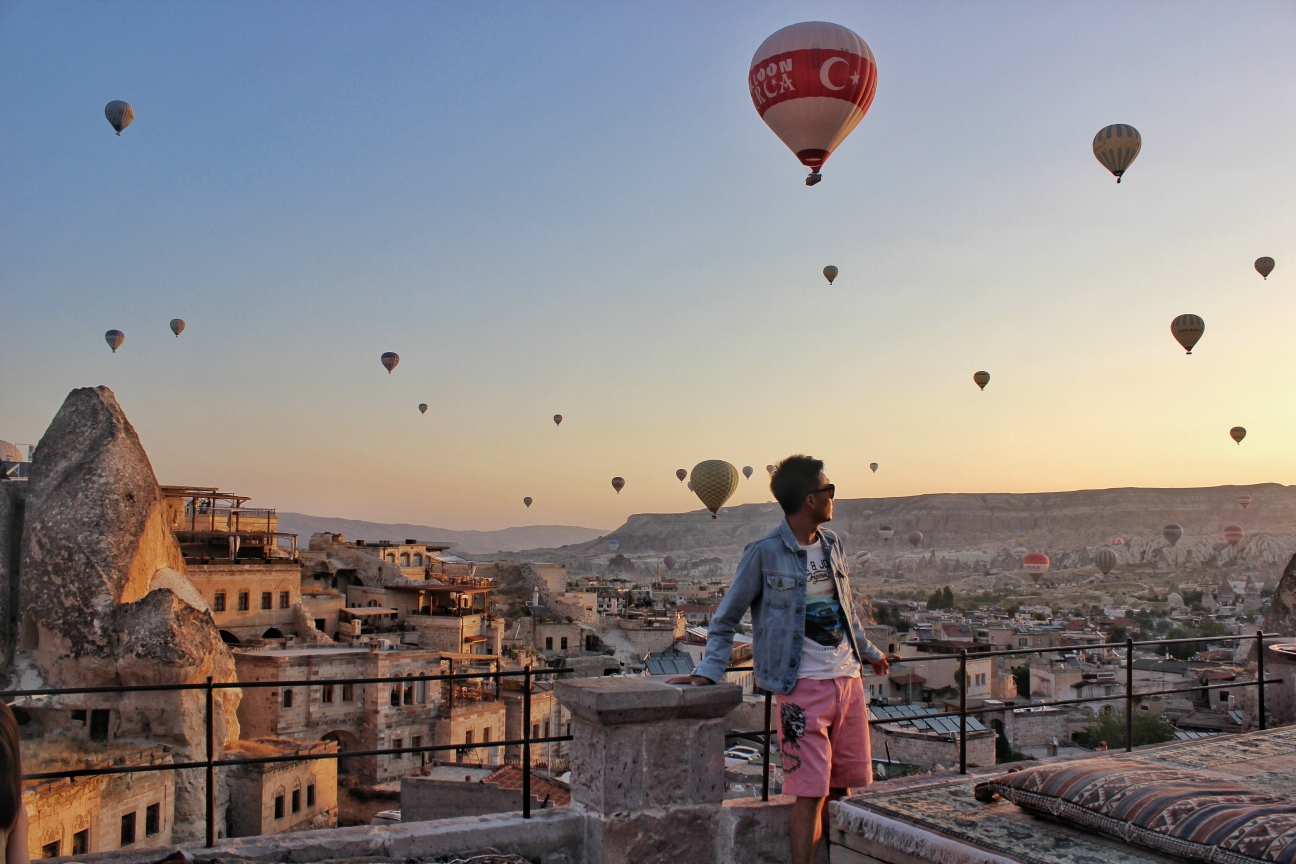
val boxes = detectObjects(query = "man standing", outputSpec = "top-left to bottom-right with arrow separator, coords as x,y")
670,455 -> 894,864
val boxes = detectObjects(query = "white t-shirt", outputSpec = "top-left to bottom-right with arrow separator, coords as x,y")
798,540 -> 861,680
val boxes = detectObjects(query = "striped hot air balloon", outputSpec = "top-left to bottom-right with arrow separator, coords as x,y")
1238,495 -> 1252,510
611,477 -> 625,494
973,371 -> 990,391
1231,427 -> 1247,445
1023,552 -> 1050,574
105,100 -> 134,135
1093,124 -> 1141,183
750,22 -> 878,186
676,469 -> 687,482
1171,314 -> 1204,354
878,524 -> 893,541
1163,524 -> 1182,546
1224,525 -> 1244,546
380,352 -> 399,373
691,460 -> 740,518
105,330 -> 125,352
1093,547 -> 1117,576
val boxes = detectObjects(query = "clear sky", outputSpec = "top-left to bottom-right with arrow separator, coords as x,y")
2,2 -> 1293,532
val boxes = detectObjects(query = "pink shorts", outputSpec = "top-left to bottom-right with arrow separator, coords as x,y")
776,675 -> 873,797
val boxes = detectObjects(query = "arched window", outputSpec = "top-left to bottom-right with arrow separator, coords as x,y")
412,553 -> 423,566
400,553 -> 411,567
386,554 -> 396,564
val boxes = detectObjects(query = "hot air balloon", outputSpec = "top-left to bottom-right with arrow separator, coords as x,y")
1163,524 -> 1182,546
869,463 -> 878,473
1023,552 -> 1050,574
611,477 -> 625,494
691,460 -> 740,518
1171,315 -> 1204,354
861,510 -> 872,519
105,330 -> 124,352
1092,124 -> 1141,183
749,22 -> 878,186
676,469 -> 687,482
1110,538 -> 1126,547
907,531 -> 923,548
879,524 -> 894,541
854,551 -> 871,565
1238,495 -> 1252,510
1093,547 -> 1117,576
663,554 -> 676,570
1224,525 -> 1244,546
743,466 -> 754,479
609,539 -> 620,551
973,371 -> 990,391
1255,257 -> 1275,280
1230,427 -> 1246,445
554,415 -> 563,426
380,352 -> 399,373
418,404 -> 428,414
766,465 -> 775,475
1011,547 -> 1028,560
523,497 -> 533,508
823,266 -> 839,285
105,100 -> 134,135
169,319 -> 185,337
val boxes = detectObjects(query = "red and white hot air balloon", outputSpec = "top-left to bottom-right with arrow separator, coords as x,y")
1023,552 -> 1050,575
749,22 -> 878,186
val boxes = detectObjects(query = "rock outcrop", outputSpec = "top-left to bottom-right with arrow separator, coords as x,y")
300,533 -> 404,587
14,386 -> 240,843
1261,553 -> 1296,640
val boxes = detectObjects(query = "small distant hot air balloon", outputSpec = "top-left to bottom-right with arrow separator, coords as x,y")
169,319 -> 185,337
766,465 -> 775,475
105,100 -> 134,135
1230,427 -> 1246,445
1014,533 -> 1027,545
663,554 -> 676,570
691,460 -> 740,518
611,477 -> 625,494
554,415 -> 563,426
1093,124 -> 1141,183
1163,524 -> 1182,546
676,469 -> 687,482
380,352 -> 399,373
750,22 -> 878,185
1238,495 -> 1252,510
1110,537 -> 1125,547
1171,315 -> 1205,354
907,531 -> 923,548
1255,257 -> 1275,280
523,497 -> 533,508
418,404 -> 428,414
609,539 -> 620,551
1093,547 -> 1116,576
743,466 -> 754,479
1011,547 -> 1028,560
869,463 -> 878,473
861,510 -> 872,519
105,330 -> 125,352
973,371 -> 990,391
1224,525 -> 1244,546
1023,552 -> 1050,574
854,551 -> 871,565
879,524 -> 894,541
823,266 -> 839,285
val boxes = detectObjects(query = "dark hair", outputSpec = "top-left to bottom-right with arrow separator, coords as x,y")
770,455 -> 824,514
0,700 -> 21,829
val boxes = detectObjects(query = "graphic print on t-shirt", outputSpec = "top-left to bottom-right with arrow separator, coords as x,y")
802,541 -> 846,647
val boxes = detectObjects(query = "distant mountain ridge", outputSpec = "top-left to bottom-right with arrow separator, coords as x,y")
521,483 -> 1296,561
276,512 -> 607,555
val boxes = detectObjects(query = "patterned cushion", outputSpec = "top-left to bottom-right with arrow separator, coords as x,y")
975,761 -> 1296,864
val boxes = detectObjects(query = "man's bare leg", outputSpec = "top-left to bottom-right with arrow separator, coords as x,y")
791,788 -> 848,864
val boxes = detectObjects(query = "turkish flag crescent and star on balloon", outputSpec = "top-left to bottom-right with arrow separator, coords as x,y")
750,22 -> 878,170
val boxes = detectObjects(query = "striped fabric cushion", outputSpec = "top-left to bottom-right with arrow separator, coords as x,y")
975,762 -> 1296,864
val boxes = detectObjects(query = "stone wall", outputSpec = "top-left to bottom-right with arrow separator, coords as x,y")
224,740 -> 338,838
400,776 -> 543,820
872,727 -> 996,770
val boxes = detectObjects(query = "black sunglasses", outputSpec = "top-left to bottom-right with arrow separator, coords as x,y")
808,484 -> 835,499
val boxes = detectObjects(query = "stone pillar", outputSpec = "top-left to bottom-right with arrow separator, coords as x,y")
1264,643 -> 1296,726
555,677 -> 742,864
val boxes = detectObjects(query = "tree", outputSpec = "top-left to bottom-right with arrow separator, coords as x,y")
1164,621 -> 1231,660
1073,708 -> 1176,750
926,586 -> 956,610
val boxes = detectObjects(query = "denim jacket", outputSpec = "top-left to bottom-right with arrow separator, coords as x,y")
694,520 -> 884,694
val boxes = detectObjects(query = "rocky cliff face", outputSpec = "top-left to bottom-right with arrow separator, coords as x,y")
13,386 -> 240,843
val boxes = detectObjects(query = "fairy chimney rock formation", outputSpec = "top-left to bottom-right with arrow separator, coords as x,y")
16,386 -> 240,842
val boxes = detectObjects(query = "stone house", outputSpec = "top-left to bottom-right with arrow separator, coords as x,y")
345,580 -> 502,655
186,561 -> 316,642
224,738 -> 338,838
22,745 -> 175,859
535,621 -> 581,658
501,680 -> 571,769
232,642 -> 446,784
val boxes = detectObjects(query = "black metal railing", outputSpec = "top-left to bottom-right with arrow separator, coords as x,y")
3,664 -> 573,847
723,630 -> 1279,799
